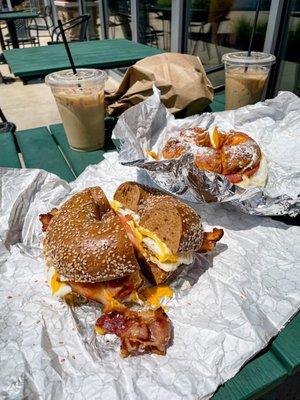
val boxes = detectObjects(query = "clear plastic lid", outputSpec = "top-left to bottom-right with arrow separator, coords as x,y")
222,52 -> 276,66
45,68 -> 107,87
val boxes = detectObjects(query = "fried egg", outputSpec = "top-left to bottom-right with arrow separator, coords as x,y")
111,201 -> 194,272
238,154 -> 268,189
47,266 -> 72,298
110,200 -> 140,223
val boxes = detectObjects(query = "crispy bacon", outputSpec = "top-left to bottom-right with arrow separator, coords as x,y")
199,228 -> 224,253
96,307 -> 171,357
39,208 -> 58,232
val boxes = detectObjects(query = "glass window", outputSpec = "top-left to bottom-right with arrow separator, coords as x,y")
187,0 -> 271,86
274,0 -> 300,95
138,0 -> 171,50
84,0 -> 102,39
107,0 -> 132,40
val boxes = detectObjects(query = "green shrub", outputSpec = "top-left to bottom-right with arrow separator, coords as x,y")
233,17 -> 268,51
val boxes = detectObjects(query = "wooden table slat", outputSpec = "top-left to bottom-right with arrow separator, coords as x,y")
0,132 -> 21,168
15,127 -> 75,182
212,351 -> 288,400
271,313 -> 300,374
49,123 -> 105,176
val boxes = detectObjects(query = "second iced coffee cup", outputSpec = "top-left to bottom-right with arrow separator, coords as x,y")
46,69 -> 107,151
222,52 -> 276,110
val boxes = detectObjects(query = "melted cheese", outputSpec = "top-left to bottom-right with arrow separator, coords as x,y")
47,266 -> 72,298
141,285 -> 173,308
110,199 -> 122,212
110,200 -> 140,223
237,154 -> 268,188
95,326 -> 106,335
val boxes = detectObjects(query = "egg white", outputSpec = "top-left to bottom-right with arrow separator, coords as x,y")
237,154 -> 268,189
142,237 -> 194,272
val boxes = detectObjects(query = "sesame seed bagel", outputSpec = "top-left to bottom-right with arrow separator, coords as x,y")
43,187 -> 140,282
114,182 -> 203,254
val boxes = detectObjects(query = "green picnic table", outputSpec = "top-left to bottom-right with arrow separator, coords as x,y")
3,39 -> 164,83
0,11 -> 39,49
0,94 -> 299,399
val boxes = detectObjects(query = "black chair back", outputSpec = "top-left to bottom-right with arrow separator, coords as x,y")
0,108 -> 16,134
51,14 -> 90,43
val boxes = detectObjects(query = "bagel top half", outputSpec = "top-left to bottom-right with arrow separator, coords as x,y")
43,187 -> 140,283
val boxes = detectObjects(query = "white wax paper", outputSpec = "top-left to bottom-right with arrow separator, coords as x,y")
0,153 -> 299,400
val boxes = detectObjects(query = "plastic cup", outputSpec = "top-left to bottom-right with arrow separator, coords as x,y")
222,52 -> 276,110
46,69 -> 107,151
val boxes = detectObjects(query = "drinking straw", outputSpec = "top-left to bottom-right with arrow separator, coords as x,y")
58,19 -> 77,75
245,0 -> 261,71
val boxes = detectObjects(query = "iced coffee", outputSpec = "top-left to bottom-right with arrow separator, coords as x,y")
46,69 -> 107,151
222,52 -> 276,110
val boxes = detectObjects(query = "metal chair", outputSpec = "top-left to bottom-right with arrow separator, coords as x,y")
5,18 -> 40,48
0,108 -> 16,134
50,14 -> 90,43
29,5 -> 54,37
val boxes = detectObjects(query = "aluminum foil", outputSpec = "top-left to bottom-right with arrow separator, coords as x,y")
1,154 -> 300,400
113,87 -> 300,216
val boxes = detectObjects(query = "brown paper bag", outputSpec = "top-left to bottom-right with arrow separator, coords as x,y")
105,53 -> 214,117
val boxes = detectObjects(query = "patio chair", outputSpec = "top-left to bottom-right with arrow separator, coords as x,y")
5,18 -> 40,48
28,5 -> 54,37
0,107 -> 16,134
49,14 -> 90,43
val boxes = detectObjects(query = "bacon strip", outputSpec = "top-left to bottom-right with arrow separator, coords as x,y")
199,228 -> 224,253
96,307 -> 171,357
39,208 -> 58,232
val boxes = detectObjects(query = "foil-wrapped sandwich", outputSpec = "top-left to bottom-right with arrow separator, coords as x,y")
113,89 -> 299,216
159,127 -> 268,189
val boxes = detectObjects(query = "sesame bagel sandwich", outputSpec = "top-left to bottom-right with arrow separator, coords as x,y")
39,184 -> 223,357
39,187 -> 171,357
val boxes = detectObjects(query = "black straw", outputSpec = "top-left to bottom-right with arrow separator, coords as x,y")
245,0 -> 261,72
247,0 -> 262,57
58,19 -> 77,75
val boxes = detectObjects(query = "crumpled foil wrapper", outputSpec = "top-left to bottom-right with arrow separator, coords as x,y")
0,153 -> 300,400
113,87 -> 300,217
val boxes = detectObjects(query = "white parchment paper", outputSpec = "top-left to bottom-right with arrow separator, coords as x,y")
0,153 -> 299,400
